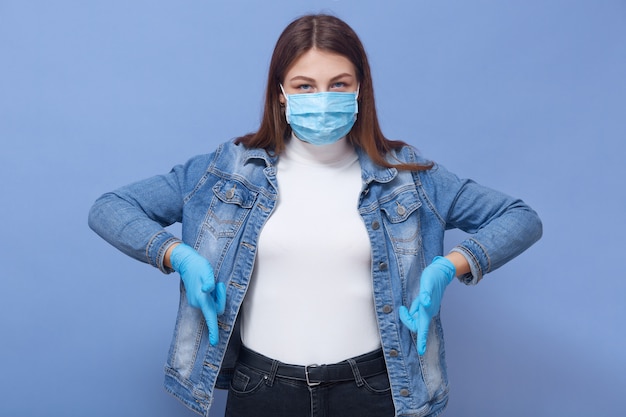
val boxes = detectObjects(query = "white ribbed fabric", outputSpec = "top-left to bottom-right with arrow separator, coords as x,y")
240,136 -> 381,365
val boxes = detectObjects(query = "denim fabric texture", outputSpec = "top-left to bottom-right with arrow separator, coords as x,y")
88,139 -> 542,416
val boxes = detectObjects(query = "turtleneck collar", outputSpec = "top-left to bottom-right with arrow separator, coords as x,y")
284,134 -> 357,167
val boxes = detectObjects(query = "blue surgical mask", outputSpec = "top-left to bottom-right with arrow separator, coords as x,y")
280,84 -> 359,146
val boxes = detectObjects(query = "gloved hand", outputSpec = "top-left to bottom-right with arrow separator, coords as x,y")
169,243 -> 226,346
399,256 -> 456,355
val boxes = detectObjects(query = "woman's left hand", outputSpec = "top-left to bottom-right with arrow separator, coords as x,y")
399,256 -> 456,355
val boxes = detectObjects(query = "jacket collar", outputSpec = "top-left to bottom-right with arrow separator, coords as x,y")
355,146 -> 398,185
242,147 -> 279,167
241,144 -> 401,185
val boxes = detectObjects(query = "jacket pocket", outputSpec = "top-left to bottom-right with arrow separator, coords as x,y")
202,179 -> 256,239
379,189 -> 422,255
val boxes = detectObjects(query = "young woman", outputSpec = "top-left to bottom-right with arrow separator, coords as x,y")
89,14 -> 542,417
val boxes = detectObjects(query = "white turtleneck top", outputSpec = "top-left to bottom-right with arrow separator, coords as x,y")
240,136 -> 381,365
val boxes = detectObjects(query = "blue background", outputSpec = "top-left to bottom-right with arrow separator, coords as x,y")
1,1 -> 625,416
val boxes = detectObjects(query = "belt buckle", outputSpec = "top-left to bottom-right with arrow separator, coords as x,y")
305,364 -> 321,386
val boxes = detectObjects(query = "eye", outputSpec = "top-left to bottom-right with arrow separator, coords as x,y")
331,82 -> 347,89
296,84 -> 313,92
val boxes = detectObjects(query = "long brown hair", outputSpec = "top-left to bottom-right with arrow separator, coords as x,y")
236,14 -> 432,171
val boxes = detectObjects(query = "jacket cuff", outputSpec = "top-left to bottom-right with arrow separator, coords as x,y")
146,231 -> 182,274
450,238 -> 490,285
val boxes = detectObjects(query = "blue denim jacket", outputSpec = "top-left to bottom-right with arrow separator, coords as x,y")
88,140 -> 542,417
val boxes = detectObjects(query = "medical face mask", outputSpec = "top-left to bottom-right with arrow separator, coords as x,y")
280,85 -> 359,146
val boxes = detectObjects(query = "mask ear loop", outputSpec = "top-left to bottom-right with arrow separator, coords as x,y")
279,84 -> 291,124
354,84 -> 360,117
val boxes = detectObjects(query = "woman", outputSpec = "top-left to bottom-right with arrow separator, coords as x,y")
88,14 -> 542,417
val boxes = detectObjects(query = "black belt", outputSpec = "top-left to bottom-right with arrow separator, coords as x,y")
237,345 -> 387,386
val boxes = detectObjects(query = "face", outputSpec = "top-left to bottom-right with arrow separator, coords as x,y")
280,48 -> 358,103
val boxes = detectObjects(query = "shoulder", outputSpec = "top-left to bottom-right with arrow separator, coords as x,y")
390,144 -> 461,189
181,140 -> 275,193
390,143 -> 434,166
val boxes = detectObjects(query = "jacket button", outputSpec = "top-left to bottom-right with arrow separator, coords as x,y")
378,262 -> 388,271
372,221 -> 380,230
400,389 -> 410,397
382,305 -> 393,314
389,349 -> 399,357
226,189 -> 235,199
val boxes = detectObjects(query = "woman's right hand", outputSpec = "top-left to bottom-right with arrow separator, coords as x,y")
167,243 -> 226,346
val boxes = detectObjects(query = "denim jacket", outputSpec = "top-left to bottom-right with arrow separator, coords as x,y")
88,140 -> 542,417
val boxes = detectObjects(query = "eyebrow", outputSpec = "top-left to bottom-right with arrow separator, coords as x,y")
288,73 -> 355,83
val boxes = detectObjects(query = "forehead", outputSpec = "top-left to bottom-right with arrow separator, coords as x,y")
284,48 -> 356,80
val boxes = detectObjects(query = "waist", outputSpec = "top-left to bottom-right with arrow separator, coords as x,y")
237,345 -> 387,386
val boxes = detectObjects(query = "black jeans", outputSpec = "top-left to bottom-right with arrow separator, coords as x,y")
225,347 -> 395,417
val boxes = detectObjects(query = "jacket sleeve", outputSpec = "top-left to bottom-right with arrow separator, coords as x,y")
87,153 -> 212,273
419,163 -> 543,285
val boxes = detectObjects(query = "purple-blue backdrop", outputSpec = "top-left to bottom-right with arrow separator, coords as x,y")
1,1 -> 624,416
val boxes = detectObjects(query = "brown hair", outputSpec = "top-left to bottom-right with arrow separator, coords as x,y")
235,14 -> 432,171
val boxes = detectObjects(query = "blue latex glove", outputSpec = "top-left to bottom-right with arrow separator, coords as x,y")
399,256 -> 456,355
169,243 -> 226,346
